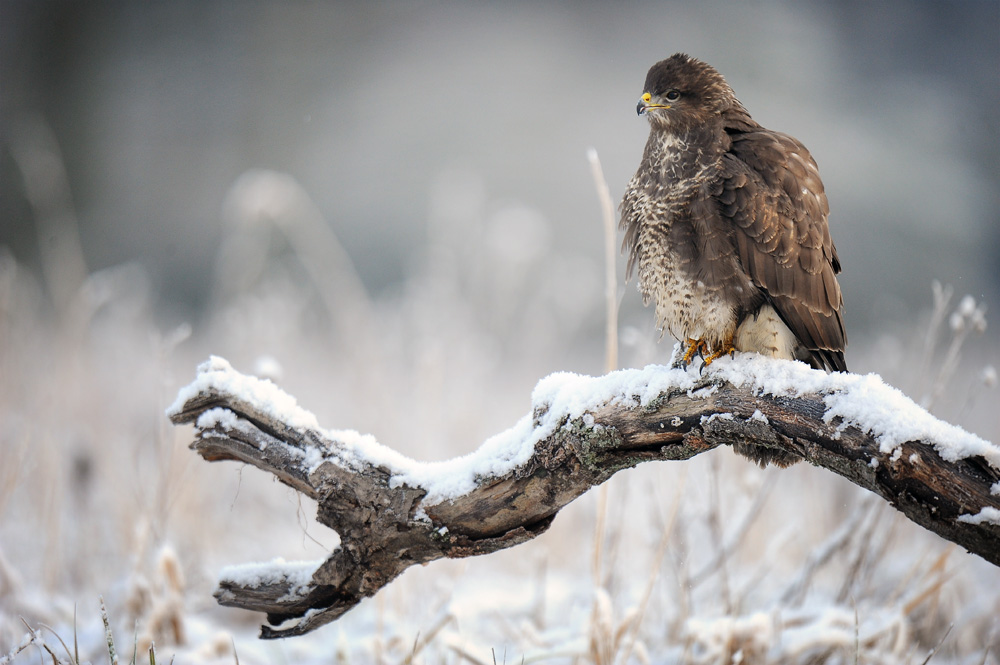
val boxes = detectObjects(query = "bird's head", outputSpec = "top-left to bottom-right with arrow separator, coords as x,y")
636,53 -> 736,131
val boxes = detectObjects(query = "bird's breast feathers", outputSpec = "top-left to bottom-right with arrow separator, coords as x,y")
640,248 -> 740,346
624,133 -> 745,347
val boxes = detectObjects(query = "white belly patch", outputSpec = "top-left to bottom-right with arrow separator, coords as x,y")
733,304 -> 798,359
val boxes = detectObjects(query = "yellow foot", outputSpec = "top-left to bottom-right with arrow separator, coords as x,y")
682,338 -> 709,367
702,340 -> 736,367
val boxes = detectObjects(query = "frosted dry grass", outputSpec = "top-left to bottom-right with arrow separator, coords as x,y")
1,168 -> 998,664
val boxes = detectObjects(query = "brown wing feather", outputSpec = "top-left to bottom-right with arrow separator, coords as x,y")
719,129 -> 847,370
619,175 -> 643,281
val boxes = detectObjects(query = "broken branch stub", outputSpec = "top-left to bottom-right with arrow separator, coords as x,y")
168,356 -> 1000,638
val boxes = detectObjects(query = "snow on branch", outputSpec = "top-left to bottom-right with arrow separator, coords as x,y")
167,355 -> 1000,638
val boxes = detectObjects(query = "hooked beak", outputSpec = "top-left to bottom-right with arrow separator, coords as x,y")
636,92 -> 668,116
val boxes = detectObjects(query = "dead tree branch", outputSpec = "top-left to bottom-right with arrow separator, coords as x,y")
168,356 -> 1000,638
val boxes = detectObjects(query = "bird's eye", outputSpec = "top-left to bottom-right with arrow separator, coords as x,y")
665,89 -> 681,102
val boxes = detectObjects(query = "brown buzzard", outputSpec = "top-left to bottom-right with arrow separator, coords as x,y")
620,54 -> 847,372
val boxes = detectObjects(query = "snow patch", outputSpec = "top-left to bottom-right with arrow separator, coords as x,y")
708,354 -> 1000,470
956,506 -> 1000,526
167,356 -> 320,431
750,410 -> 768,424
218,558 -> 320,602
173,355 -> 999,510
196,407 -> 240,431
701,412 -> 735,425
195,406 -> 269,450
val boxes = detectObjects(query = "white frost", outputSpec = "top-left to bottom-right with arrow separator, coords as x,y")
956,506 -> 1000,526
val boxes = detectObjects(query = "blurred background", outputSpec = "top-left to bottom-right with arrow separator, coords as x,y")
4,0 -> 999,338
1,1 -> 998,663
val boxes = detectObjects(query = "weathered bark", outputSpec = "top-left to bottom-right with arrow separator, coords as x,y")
169,364 -> 1000,638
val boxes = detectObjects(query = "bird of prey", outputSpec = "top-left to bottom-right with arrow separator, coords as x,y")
620,53 -> 847,372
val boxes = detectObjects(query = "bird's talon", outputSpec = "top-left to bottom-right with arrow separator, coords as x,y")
702,341 -> 736,367
681,338 -> 708,368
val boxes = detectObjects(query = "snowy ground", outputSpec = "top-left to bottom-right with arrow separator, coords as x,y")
2,173 -> 999,663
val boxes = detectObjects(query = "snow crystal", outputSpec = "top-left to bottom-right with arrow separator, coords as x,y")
992,481 -> 1000,497
956,506 -> 1000,526
750,410 -> 768,424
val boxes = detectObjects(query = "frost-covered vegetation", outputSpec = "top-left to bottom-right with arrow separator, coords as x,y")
1,170 -> 998,664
